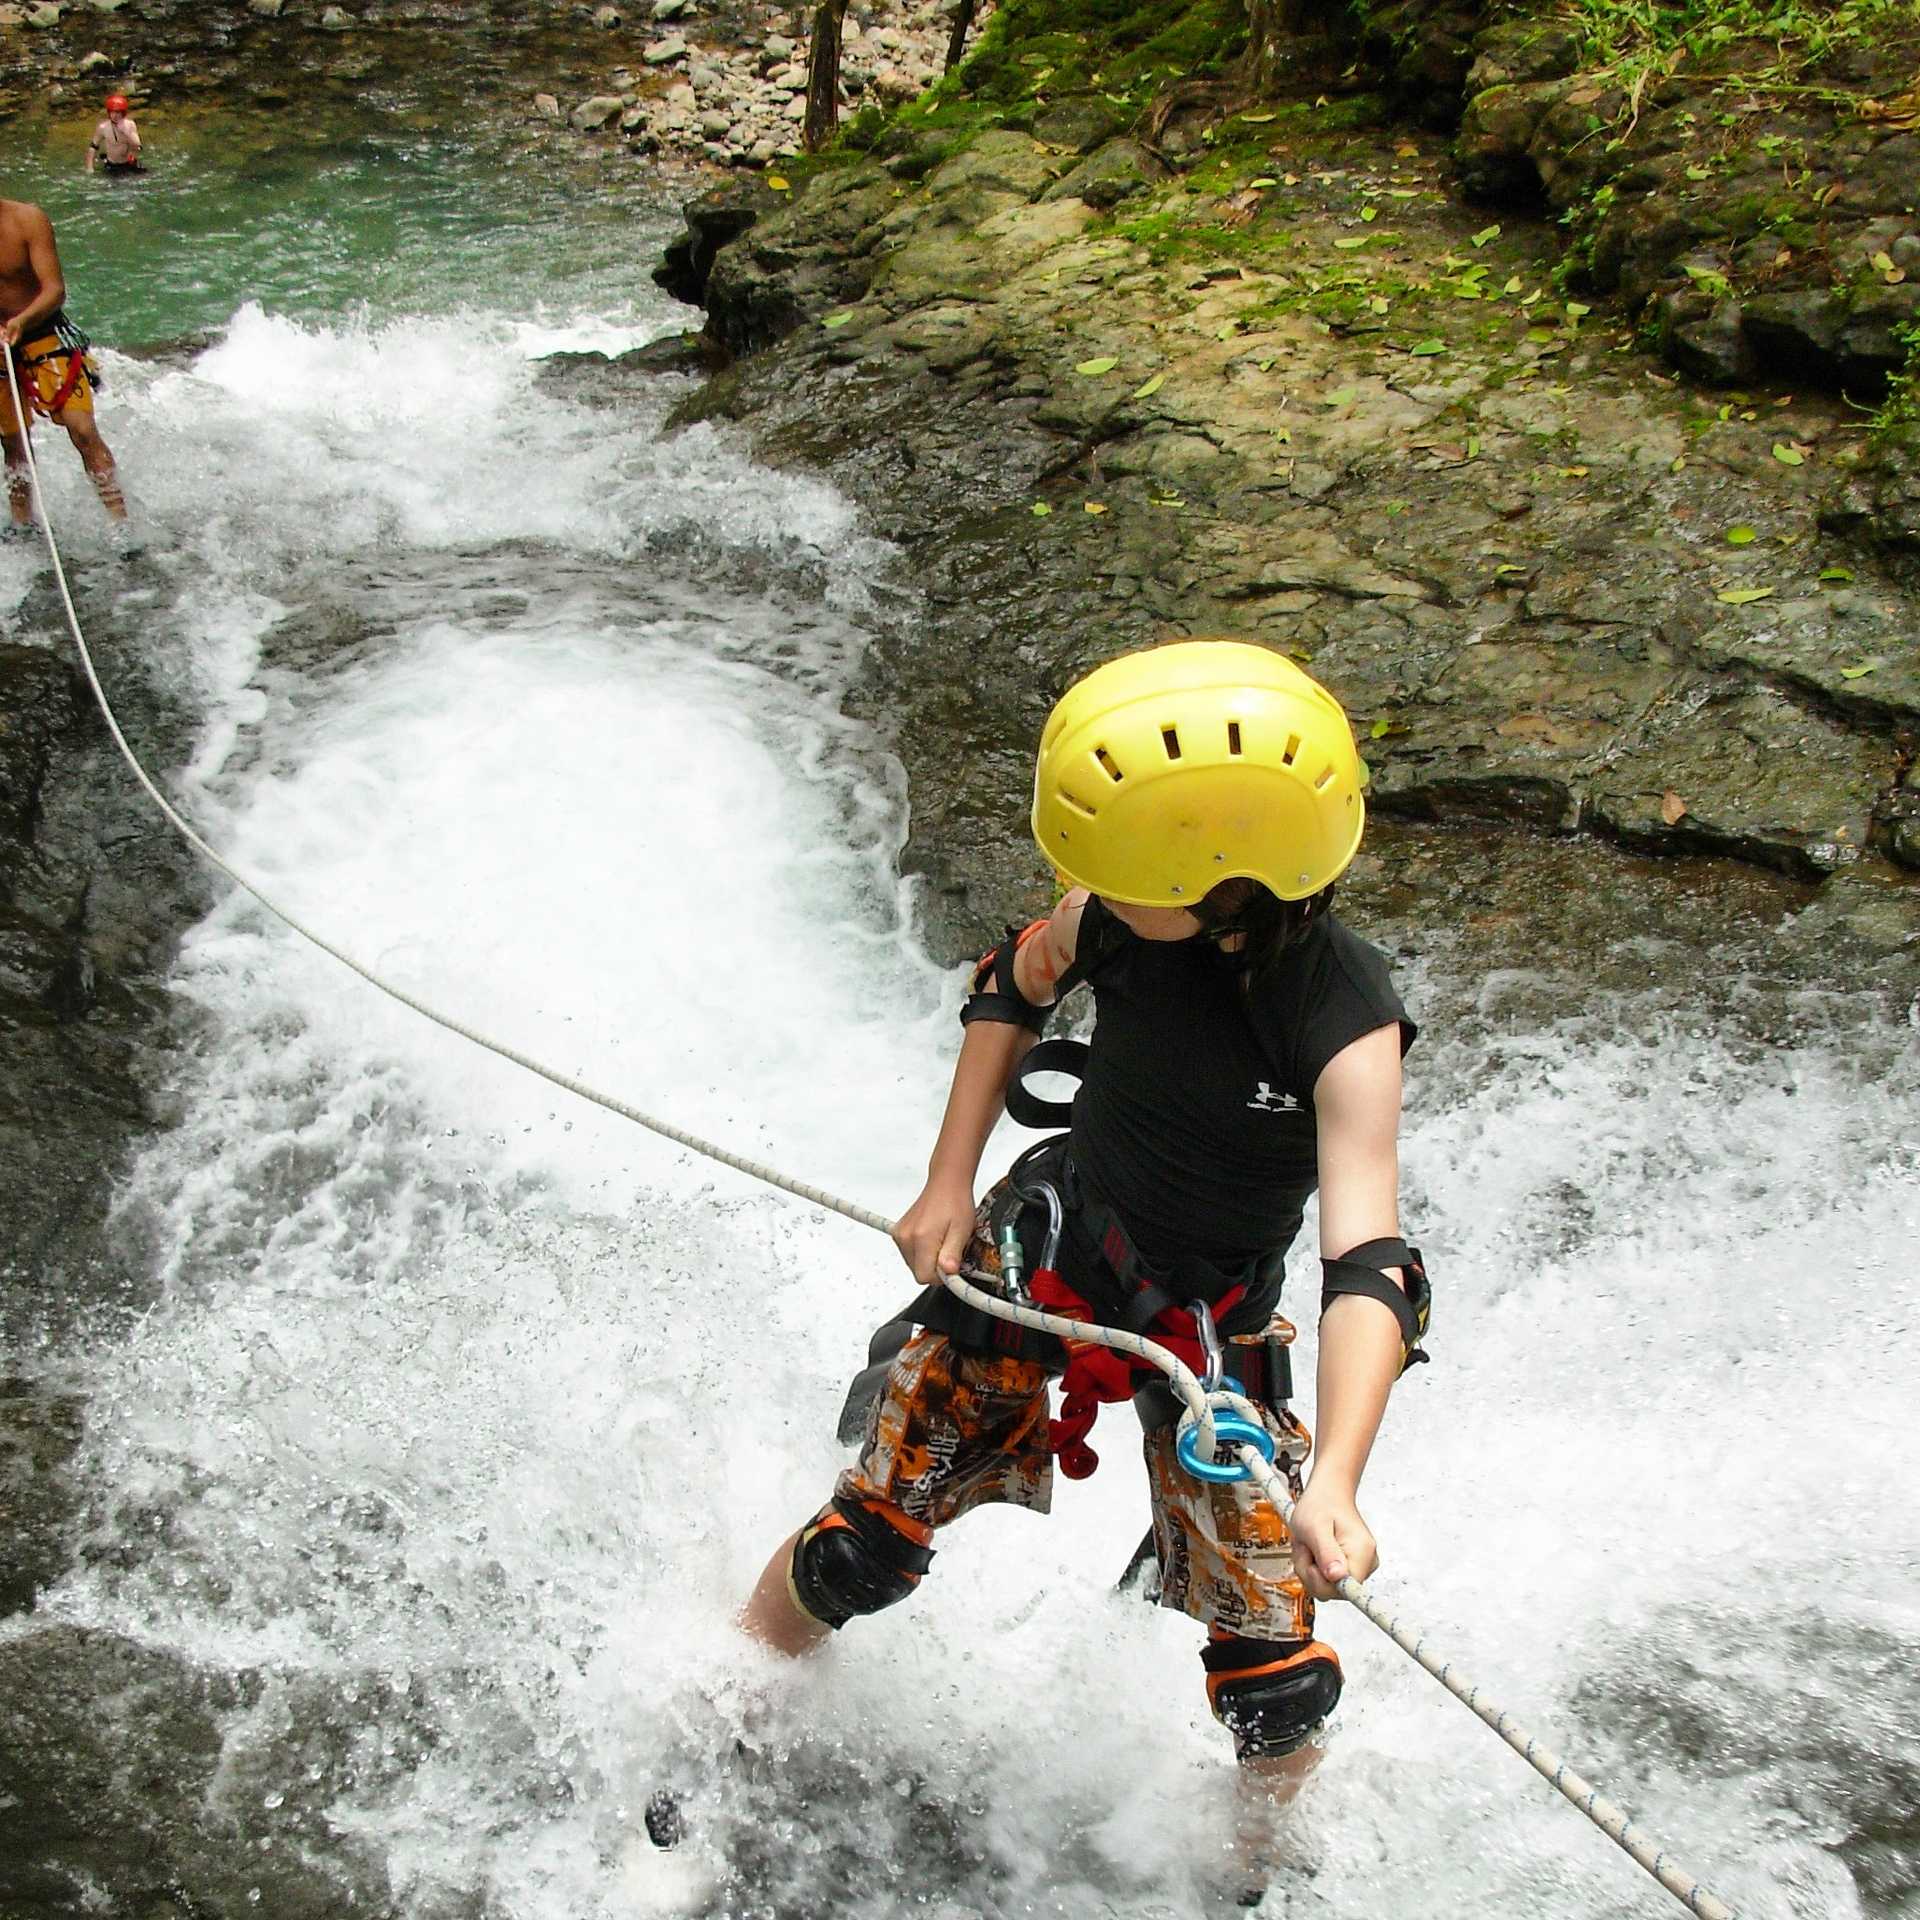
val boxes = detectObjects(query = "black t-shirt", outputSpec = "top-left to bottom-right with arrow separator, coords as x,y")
1064,897 -> 1414,1262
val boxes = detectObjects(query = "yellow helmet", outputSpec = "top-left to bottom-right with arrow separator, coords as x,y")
1030,639 -> 1365,905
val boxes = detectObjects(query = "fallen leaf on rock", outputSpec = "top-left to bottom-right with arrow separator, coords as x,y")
1084,501 -> 1108,514
767,174 -> 791,190
1557,465 -> 1589,477
1241,111 -> 1277,123
1031,502 -> 1052,516
1324,385 -> 1359,406
822,311 -> 854,327
1131,371 -> 1166,398
1409,338 -> 1446,356
1075,355 -> 1119,375
1564,301 -> 1591,324
1661,790 -> 1688,825
1249,176 -> 1278,188
1839,660 -> 1880,679
1471,224 -> 1501,247
1334,236 -> 1372,249
1717,586 -> 1775,604
1726,525 -> 1758,545
1819,565 -> 1854,582
1772,442 -> 1805,465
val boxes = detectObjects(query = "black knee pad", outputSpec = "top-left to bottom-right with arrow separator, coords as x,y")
789,1494 -> 935,1630
1203,1635 -> 1343,1758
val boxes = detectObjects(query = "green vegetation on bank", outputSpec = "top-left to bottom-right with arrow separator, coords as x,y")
1564,0 -> 1914,79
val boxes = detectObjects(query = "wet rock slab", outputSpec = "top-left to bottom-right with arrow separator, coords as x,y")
651,112 -> 1920,964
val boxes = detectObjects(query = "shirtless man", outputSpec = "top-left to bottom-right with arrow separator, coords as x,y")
0,197 -> 127,523
85,95 -> 143,174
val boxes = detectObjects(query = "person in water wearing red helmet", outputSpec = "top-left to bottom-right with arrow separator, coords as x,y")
85,95 -> 143,175
0,197 -> 128,523
730,639 -> 1427,1899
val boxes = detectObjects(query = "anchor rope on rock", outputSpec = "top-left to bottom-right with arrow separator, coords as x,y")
5,352 -> 1739,1920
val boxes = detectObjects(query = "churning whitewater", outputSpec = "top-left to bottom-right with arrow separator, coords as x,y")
6,251 -> 1917,1919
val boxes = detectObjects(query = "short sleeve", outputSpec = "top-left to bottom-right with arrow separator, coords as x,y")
1249,919 -> 1415,1096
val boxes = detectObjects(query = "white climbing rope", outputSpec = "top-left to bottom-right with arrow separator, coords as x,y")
6,351 -> 1737,1920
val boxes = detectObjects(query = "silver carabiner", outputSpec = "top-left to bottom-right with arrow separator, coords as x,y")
1189,1297 -> 1225,1394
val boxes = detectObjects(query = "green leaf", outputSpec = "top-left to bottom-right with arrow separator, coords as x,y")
822,310 -> 854,328
1131,371 -> 1166,399
1818,565 -> 1854,582
1361,205 -> 1378,222
1716,586 -> 1775,604
1471,224 -> 1501,247
767,174 -> 791,190
1084,501 -> 1108,514
1369,716 -> 1394,738
1324,385 -> 1358,406
1030,501 -> 1052,515
1685,163 -> 1711,180
1075,355 -> 1119,376
1334,235 -> 1371,249
1249,176 -> 1278,188
1725,525 -> 1758,546
1839,660 -> 1879,679
1564,300 -> 1591,322
1409,338 -> 1446,356
1240,110 -> 1276,122
1772,442 -> 1805,465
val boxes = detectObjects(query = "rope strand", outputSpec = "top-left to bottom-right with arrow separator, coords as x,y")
4,350 -> 1737,1920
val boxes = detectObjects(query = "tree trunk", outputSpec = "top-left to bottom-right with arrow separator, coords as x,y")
1242,0 -> 1352,93
803,0 -> 850,152
944,0 -> 978,73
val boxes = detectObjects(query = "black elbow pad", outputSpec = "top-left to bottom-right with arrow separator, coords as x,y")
1321,1238 -> 1430,1375
959,924 -> 1049,1035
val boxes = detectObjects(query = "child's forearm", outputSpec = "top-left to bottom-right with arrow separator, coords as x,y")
1307,1294 -> 1403,1495
925,1019 -> 1037,1183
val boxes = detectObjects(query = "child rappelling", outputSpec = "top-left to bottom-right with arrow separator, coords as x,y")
740,639 -> 1429,1830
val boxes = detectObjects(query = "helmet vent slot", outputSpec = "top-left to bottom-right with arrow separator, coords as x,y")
1059,786 -> 1098,820
1094,746 -> 1124,782
1226,721 -> 1243,756
1161,726 -> 1182,761
1281,732 -> 1301,766
1314,764 -> 1336,791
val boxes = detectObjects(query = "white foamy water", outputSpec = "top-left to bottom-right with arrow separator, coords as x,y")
9,292 -> 1919,1920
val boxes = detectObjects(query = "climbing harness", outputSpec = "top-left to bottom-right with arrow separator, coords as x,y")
3,352 -> 1740,1920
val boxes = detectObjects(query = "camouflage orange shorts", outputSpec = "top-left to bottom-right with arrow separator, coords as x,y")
837,1204 -> 1317,1642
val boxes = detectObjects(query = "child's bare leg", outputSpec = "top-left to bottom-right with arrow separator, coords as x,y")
739,1530 -> 833,1657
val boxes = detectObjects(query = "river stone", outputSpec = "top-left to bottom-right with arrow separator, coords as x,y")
644,33 -> 688,62
653,0 -> 690,15
25,2 -> 61,24
1464,18 -> 1582,91
248,0 -> 283,13
77,48 -> 111,71
1031,96 -> 1128,154
0,6 -> 24,23
319,5 -> 353,28
923,129 -> 1061,204
1040,137 -> 1158,210
571,93 -> 624,129
1589,685 -> 1885,878
531,90 -> 561,120
592,2 -> 622,23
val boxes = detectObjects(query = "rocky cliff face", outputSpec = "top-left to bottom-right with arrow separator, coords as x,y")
636,74 -> 1918,967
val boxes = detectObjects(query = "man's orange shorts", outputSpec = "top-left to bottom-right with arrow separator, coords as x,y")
1,330 -> 98,435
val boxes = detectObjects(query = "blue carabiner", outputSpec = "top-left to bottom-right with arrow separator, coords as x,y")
1175,1410 -> 1277,1484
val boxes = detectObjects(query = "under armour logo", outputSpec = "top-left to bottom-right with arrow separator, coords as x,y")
1246,1082 -> 1300,1112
